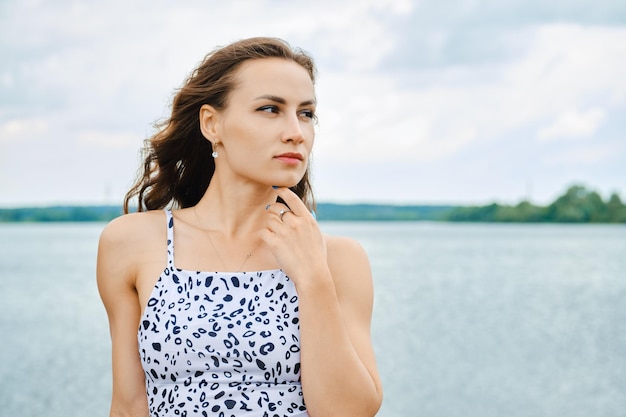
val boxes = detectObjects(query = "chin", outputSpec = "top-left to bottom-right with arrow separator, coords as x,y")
275,182 -> 299,189
273,175 -> 304,189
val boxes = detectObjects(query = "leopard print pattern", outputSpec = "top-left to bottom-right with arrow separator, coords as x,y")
137,210 -> 307,417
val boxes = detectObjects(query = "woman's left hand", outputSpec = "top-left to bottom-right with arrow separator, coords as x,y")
260,188 -> 383,417
259,187 -> 327,286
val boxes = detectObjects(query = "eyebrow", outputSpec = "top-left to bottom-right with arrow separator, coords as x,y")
253,94 -> 316,106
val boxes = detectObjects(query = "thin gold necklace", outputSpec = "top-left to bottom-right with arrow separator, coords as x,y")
193,207 -> 261,272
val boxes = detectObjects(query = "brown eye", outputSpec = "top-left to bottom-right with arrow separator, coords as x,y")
257,105 -> 279,114
299,109 -> 316,120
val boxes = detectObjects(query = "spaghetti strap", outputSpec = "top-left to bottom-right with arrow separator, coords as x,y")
164,209 -> 174,267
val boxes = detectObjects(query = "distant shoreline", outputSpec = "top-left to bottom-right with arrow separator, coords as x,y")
1,185 -> 625,223
0,203 -> 455,223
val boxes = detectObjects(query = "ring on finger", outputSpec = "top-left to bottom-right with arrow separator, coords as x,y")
278,209 -> 291,222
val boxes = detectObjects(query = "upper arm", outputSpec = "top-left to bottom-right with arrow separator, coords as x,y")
97,216 -> 149,416
325,236 -> 383,398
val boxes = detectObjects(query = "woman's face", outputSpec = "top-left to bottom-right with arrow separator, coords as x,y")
207,58 -> 316,188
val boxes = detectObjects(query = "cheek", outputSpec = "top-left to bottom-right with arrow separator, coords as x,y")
308,136 -> 316,154
222,122 -> 263,153
305,125 -> 316,146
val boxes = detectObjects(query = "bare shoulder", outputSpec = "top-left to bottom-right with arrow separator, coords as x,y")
97,210 -> 167,289
99,210 -> 165,247
324,234 -> 374,304
324,234 -> 370,267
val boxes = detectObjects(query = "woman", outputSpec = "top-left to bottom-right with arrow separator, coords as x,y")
97,37 -> 382,417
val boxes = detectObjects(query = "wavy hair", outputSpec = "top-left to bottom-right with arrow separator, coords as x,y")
124,37 -> 317,213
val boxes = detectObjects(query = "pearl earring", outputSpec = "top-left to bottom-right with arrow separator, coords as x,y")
211,142 -> 219,158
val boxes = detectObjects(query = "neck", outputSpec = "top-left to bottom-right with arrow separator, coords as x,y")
193,177 -> 277,238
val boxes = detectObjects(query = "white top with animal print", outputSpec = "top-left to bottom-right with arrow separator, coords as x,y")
137,210 -> 308,417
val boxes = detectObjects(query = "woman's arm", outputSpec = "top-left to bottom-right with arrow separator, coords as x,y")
298,236 -> 383,417
97,216 -> 150,417
261,189 -> 383,417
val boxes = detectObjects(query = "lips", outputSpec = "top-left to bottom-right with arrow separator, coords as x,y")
274,152 -> 304,166
276,152 -> 303,160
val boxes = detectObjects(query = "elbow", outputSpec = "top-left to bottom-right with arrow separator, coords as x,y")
308,390 -> 383,417
374,392 -> 384,414
359,386 -> 385,417
359,378 -> 383,416
365,389 -> 384,417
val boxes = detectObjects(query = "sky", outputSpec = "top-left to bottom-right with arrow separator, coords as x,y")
1,0 -> 625,207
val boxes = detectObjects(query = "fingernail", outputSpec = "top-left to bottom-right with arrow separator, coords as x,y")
265,204 -> 271,210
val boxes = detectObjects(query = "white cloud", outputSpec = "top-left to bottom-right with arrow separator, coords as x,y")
537,108 -> 606,141
546,140 -> 622,165
315,72 -> 480,163
1,1 -> 625,205
0,118 -> 48,143
297,1 -> 412,71
314,23 -> 626,168
78,131 -> 139,149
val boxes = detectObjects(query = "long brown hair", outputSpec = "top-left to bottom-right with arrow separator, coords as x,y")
124,37 -> 317,213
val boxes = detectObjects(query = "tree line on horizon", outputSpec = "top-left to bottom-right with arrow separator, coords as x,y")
0,185 -> 624,223
444,185 -> 626,223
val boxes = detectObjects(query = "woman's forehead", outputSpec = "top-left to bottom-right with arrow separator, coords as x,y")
231,58 -> 315,100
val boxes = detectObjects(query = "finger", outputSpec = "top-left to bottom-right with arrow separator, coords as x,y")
266,207 -> 293,223
265,202 -> 292,219
258,228 -> 276,246
273,187 -> 307,217
278,208 -> 294,222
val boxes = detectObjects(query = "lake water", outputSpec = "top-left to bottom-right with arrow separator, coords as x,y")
0,221 -> 624,417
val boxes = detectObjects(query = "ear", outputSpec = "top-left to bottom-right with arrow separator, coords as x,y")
199,104 -> 221,140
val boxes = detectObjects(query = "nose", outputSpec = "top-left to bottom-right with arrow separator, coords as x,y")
282,113 -> 305,143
